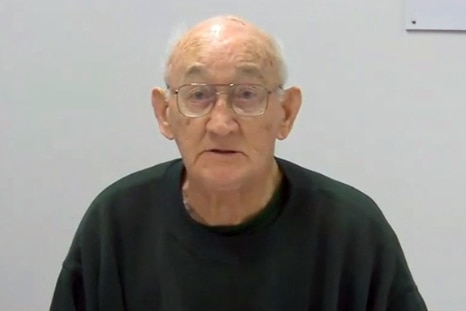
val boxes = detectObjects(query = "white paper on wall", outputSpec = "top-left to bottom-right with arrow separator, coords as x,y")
406,0 -> 466,31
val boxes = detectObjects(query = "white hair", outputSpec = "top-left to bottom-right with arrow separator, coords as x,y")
268,36 -> 288,86
162,22 -> 189,86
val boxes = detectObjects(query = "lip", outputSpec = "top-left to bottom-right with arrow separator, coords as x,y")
207,149 -> 239,153
204,149 -> 242,155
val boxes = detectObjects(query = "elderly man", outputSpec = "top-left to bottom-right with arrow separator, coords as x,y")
50,15 -> 427,311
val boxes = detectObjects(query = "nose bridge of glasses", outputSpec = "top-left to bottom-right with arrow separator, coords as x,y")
213,83 -> 234,96
215,89 -> 230,96
206,87 -> 238,118
211,86 -> 234,106
211,91 -> 232,113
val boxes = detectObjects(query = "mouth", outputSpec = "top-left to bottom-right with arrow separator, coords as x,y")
207,149 -> 239,155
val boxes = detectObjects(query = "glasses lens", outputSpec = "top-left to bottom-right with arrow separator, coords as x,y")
231,84 -> 267,116
178,84 -> 215,117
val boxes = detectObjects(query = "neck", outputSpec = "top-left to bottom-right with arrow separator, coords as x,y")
182,160 -> 282,226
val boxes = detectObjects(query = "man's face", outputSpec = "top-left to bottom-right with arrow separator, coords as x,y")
153,23 -> 301,190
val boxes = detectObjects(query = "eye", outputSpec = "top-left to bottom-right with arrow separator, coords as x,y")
188,87 -> 211,101
234,85 -> 259,100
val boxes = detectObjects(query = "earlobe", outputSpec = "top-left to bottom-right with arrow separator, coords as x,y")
151,87 -> 175,140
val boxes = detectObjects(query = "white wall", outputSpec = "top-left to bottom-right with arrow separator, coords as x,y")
1,0 -> 465,310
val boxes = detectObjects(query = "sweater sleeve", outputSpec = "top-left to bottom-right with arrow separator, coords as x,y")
49,197 -> 126,311
387,238 -> 428,311
388,287 -> 428,311
49,263 -> 86,311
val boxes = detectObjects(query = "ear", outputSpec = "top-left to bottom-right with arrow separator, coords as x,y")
277,86 -> 302,140
151,87 -> 175,140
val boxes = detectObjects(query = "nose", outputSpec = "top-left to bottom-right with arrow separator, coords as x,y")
205,95 -> 239,136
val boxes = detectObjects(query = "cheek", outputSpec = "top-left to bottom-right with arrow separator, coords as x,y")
263,109 -> 283,137
168,106 -> 190,136
245,120 -> 280,155
263,119 -> 278,133
171,116 -> 205,158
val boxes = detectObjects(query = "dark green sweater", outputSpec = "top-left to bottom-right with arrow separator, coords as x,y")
50,158 -> 427,310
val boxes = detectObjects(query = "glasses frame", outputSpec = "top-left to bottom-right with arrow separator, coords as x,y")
168,83 -> 281,118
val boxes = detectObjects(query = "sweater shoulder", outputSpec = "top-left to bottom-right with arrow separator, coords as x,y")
74,158 -> 182,236
278,158 -> 390,230
93,159 -> 180,204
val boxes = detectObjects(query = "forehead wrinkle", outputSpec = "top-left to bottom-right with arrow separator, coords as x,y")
228,41 -> 278,85
180,62 -> 267,85
172,43 -> 274,84
166,17 -> 284,86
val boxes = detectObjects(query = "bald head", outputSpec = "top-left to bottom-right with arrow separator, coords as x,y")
164,15 -> 287,88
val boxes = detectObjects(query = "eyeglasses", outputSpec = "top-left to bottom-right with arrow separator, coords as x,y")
168,83 -> 280,118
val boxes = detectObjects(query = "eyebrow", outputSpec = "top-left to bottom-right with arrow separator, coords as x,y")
234,64 -> 266,83
180,63 -> 208,83
183,63 -> 205,77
